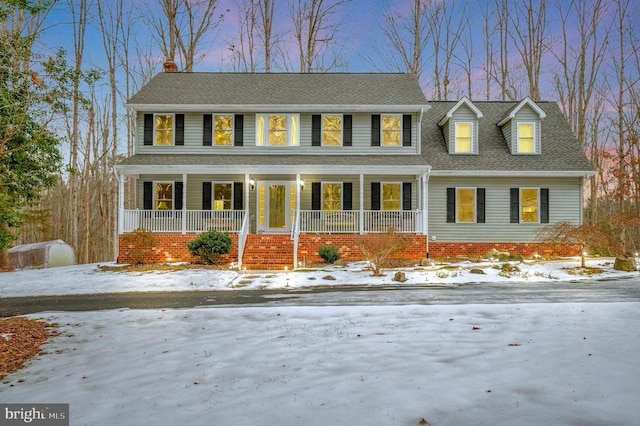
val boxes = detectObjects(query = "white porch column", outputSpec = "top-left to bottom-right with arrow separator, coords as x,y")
359,173 -> 364,234
422,172 -> 429,236
118,172 -> 125,235
182,173 -> 187,234
244,173 -> 250,218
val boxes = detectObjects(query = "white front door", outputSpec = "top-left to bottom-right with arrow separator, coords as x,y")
257,181 -> 295,233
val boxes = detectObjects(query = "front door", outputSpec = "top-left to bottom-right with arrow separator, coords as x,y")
258,182 -> 295,233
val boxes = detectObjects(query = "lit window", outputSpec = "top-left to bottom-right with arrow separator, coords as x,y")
322,183 -> 342,210
455,122 -> 472,153
214,115 -> 233,146
382,183 -> 401,211
155,182 -> 173,210
155,114 -> 174,146
382,115 -> 401,146
213,183 -> 232,210
457,188 -> 475,222
521,189 -> 539,222
518,123 -> 535,153
323,115 -> 342,146
256,114 -> 299,146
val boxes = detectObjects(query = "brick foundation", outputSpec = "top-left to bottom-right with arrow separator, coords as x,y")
118,233 -> 239,264
427,242 -> 582,258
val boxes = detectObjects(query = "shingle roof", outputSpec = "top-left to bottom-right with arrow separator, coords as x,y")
127,72 -> 428,107
423,101 -> 593,173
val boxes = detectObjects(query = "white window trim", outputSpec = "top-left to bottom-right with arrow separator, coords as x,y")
321,181 -> 343,210
381,114 -> 403,147
519,187 -> 540,223
211,181 -> 234,211
516,121 -> 537,154
454,121 -> 474,154
212,114 -> 234,146
153,113 -> 175,146
153,180 -> 174,210
255,114 -> 300,147
321,114 -> 344,146
380,181 -> 403,211
455,187 -> 477,223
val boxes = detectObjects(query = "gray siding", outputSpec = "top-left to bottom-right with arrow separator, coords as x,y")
428,176 -> 583,242
136,112 -> 420,156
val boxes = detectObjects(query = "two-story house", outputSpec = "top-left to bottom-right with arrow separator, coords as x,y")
115,69 -> 593,268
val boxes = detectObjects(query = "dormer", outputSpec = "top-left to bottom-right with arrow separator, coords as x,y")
438,97 -> 483,155
497,97 -> 546,155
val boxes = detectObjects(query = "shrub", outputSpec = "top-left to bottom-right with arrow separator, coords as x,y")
187,230 -> 232,264
318,245 -> 341,264
120,229 -> 158,265
358,228 -> 412,276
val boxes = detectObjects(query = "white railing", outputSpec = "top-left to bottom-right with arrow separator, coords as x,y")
237,212 -> 250,269
121,210 -> 244,233
296,210 -> 422,234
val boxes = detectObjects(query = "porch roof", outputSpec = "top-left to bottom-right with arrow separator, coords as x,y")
115,154 -> 431,175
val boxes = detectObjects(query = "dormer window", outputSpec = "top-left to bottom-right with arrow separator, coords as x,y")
517,123 -> 535,154
497,97 -> 546,155
438,97 -> 482,155
454,122 -> 473,153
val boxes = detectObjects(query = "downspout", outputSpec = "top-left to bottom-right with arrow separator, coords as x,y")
423,169 -> 430,258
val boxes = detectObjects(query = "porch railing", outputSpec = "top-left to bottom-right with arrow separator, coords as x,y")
297,210 -> 422,234
121,210 -> 245,233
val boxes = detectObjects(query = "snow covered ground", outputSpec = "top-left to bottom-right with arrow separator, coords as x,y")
1,259 -> 639,425
0,257 -> 637,297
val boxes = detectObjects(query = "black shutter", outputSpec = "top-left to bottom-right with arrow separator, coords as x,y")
202,182 -> 212,210
540,188 -> 549,223
402,114 -> 412,146
477,188 -> 486,223
143,181 -> 153,210
203,115 -> 212,146
233,182 -> 243,210
343,115 -> 352,146
175,114 -> 184,145
371,182 -> 381,210
343,182 -> 352,210
371,115 -> 380,146
446,188 -> 455,223
311,182 -> 321,210
312,115 -> 321,146
234,114 -> 244,146
174,182 -> 183,210
402,182 -> 412,210
143,114 -> 153,145
510,188 -> 520,223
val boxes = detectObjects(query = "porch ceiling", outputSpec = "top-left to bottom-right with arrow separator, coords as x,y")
115,154 -> 431,176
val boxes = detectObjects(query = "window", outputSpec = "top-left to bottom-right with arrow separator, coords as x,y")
213,183 -> 233,210
520,188 -> 539,223
256,114 -> 300,146
454,122 -> 473,153
382,115 -> 401,146
154,114 -> 174,146
457,188 -> 476,222
155,182 -> 173,210
214,115 -> 233,146
323,115 -> 342,146
382,183 -> 401,210
517,123 -> 535,153
322,183 -> 342,210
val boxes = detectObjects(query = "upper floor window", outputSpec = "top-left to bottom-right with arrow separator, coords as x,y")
256,114 -> 299,146
517,123 -> 535,154
155,182 -> 173,210
322,183 -> 342,210
154,114 -> 174,146
323,115 -> 342,146
454,122 -> 473,153
382,115 -> 402,146
214,115 -> 233,146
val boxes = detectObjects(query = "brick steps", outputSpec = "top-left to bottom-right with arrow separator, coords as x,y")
241,234 -> 294,270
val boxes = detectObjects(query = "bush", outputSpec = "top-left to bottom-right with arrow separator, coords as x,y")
318,245 -> 341,264
120,229 -> 158,265
187,230 -> 232,264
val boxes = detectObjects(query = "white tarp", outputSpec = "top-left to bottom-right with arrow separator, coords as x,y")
7,239 -> 76,269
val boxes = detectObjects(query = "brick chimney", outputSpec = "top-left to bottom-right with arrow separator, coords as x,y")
163,60 -> 178,73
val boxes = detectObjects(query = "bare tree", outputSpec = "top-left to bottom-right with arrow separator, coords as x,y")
428,1 -> 465,100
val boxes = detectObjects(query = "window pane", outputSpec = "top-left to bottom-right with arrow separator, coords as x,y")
155,115 -> 174,146
213,183 -> 232,211
382,183 -> 401,211
457,188 -> 475,222
270,115 -> 287,130
521,189 -> 539,222
382,115 -> 401,146
155,183 -> 173,210
268,115 -> 287,146
518,124 -> 535,153
214,115 -> 233,146
215,130 -> 232,146
323,115 -> 342,146
155,115 -> 173,130
383,116 -> 401,130
323,183 -> 342,211
455,123 -> 472,153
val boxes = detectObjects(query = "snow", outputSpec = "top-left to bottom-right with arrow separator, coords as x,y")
1,259 -> 639,425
